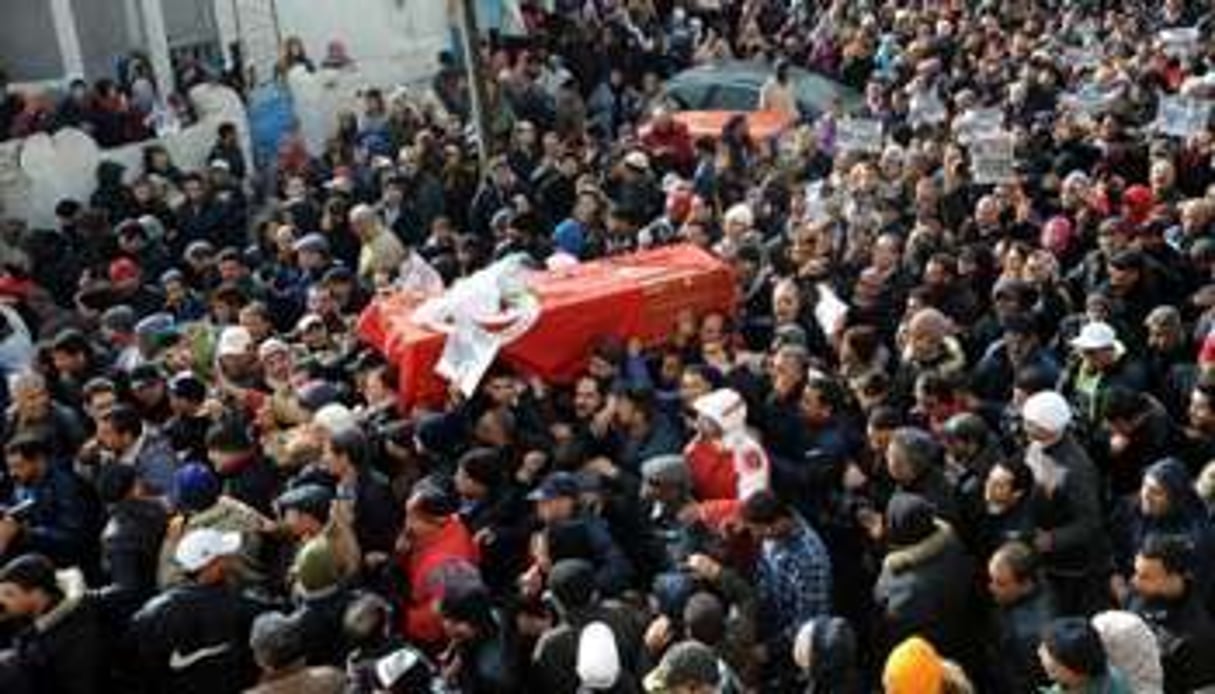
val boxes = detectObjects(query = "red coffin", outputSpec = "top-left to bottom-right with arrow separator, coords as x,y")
357,244 -> 737,411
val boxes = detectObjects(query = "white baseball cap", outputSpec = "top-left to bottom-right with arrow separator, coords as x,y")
1070,321 -> 1120,352
175,528 -> 241,573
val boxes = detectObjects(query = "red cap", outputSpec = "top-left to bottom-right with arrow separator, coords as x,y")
109,257 -> 141,284
1122,184 -> 1155,225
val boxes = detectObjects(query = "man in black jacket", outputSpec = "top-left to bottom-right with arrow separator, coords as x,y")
529,558 -> 647,694
987,541 -> 1054,694
96,464 -> 166,619
437,580 -> 520,693
1130,534 -> 1215,694
1,433 -> 99,570
0,554 -> 102,694
1021,390 -> 1112,616
127,528 -> 268,694
323,426 -> 399,561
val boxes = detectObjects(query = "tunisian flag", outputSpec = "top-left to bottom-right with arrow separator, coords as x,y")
357,244 -> 736,411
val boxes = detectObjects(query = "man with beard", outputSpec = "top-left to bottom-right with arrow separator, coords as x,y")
972,312 -> 1061,406
1129,535 -> 1215,693
1182,379 -> 1215,475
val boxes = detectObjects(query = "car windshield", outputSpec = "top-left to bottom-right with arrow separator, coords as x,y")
712,84 -> 758,111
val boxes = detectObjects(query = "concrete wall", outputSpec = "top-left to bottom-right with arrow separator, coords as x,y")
163,0 -> 218,48
0,0 -> 65,82
73,0 -> 139,82
271,0 -> 450,87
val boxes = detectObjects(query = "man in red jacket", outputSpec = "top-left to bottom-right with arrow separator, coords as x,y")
641,108 -> 695,173
396,483 -> 480,653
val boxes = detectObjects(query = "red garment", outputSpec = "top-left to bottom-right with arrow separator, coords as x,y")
641,120 -> 695,171
684,438 -> 740,501
396,515 -> 480,651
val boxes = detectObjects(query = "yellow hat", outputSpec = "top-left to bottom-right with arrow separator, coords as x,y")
883,636 -> 944,694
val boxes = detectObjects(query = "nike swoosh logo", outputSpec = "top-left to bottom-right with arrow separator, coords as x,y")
169,642 -> 231,670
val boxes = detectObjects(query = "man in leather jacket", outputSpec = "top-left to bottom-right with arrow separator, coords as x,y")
127,528 -> 270,694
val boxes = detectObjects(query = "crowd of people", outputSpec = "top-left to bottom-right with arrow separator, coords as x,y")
5,0 -> 1215,692
0,52 -> 215,146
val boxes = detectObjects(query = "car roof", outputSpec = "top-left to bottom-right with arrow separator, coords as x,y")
669,60 -> 862,111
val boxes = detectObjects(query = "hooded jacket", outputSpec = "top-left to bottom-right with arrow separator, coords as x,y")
875,495 -> 977,672
685,389 -> 770,500
7,569 -> 102,694
1131,587 -> 1215,694
1091,611 -> 1164,694
1114,458 -> 1215,596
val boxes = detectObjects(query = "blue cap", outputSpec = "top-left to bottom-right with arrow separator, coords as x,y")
134,312 -> 177,339
174,462 -> 220,512
293,233 -> 330,254
527,471 -> 580,501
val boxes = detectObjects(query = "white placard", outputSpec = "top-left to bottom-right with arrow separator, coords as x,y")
804,180 -> 831,223
954,107 -> 1004,144
1062,86 -> 1114,115
909,91 -> 948,127
970,132 -> 1016,185
836,118 -> 884,154
1155,96 -> 1211,138
1159,27 -> 1200,59
814,282 -> 849,337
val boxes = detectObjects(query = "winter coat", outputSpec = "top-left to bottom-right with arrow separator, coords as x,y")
5,569 -> 103,694
127,581 -> 267,694
4,462 -> 101,569
101,497 -> 168,617
530,602 -> 647,694
396,514 -> 480,651
1028,434 -> 1111,578
874,521 -> 977,670
1132,590 -> 1215,694
991,584 -> 1055,694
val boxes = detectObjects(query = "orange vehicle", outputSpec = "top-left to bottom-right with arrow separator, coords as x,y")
663,109 -> 797,142
656,60 -> 861,141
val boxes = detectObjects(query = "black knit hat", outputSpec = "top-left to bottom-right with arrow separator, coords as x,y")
548,558 -> 597,611
885,493 -> 938,547
457,448 -> 503,488
438,580 -> 494,629
0,554 -> 57,594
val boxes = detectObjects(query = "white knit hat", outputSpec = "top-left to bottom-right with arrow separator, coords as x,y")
1021,391 -> 1073,434
577,621 -> 621,690
1091,611 -> 1163,694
